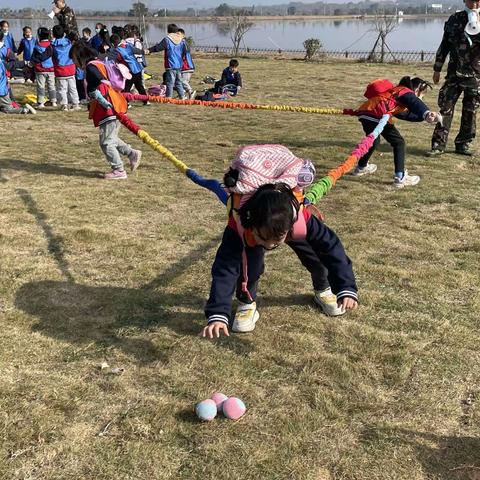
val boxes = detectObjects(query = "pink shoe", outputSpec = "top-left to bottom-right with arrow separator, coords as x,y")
128,150 -> 142,172
104,169 -> 127,180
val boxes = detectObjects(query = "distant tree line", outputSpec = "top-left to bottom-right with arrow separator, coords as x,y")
0,0 -> 463,19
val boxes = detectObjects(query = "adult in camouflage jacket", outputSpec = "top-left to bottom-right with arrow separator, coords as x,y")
428,0 -> 480,156
53,0 -> 78,37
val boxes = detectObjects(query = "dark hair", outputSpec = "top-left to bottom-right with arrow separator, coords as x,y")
99,26 -> 109,41
178,28 -> 185,35
167,23 -> 178,33
23,26 -> 32,33
111,25 -> 125,38
82,27 -> 91,35
239,183 -> 300,240
398,76 -> 432,94
95,22 -> 104,29
37,27 -> 50,41
0,20 -> 9,28
110,33 -> 122,47
68,31 -> 79,42
69,41 -> 98,68
0,32 -> 4,42
229,58 -> 239,68
52,25 -> 64,39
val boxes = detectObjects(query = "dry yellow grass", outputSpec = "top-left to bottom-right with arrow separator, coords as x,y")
0,55 -> 479,480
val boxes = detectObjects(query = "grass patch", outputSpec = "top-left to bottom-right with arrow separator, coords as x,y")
0,56 -> 479,479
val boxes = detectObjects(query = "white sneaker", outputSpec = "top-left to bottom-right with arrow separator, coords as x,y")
352,163 -> 378,176
189,90 -> 197,99
60,104 -> 68,111
71,104 -> 82,111
35,103 -> 45,109
314,288 -> 345,316
24,104 -> 37,115
232,301 -> 259,333
393,170 -> 420,188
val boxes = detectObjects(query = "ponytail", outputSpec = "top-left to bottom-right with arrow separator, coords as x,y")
398,75 -> 432,94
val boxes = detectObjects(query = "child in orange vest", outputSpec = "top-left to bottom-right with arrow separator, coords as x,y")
353,76 -> 441,188
69,42 -> 142,180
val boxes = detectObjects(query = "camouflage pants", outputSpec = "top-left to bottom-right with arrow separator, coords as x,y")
431,76 -> 480,149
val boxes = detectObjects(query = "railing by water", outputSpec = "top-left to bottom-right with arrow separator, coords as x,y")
194,45 -> 436,63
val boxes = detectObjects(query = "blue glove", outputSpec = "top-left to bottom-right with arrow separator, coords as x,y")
90,89 -> 113,110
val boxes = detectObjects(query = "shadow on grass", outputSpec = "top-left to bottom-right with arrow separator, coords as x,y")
359,426 -> 480,480
0,158 -> 100,178
14,189 -> 254,362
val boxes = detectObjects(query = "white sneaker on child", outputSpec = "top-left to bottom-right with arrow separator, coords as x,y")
71,104 -> 82,111
24,104 -> 37,115
35,103 -> 45,109
393,170 -> 420,188
314,288 -> 345,316
352,163 -> 378,176
232,301 -> 259,333
60,104 -> 69,111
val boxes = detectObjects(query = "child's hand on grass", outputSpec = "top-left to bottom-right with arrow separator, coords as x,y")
337,297 -> 358,312
201,321 -> 230,339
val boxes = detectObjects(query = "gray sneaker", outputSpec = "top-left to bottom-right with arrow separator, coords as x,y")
128,150 -> 142,172
352,163 -> 378,176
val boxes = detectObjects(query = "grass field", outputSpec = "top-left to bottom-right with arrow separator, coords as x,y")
0,56 -> 479,480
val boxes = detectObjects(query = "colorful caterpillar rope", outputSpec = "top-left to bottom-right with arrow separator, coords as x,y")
123,92 -> 350,116
116,97 -> 390,206
305,114 -> 390,203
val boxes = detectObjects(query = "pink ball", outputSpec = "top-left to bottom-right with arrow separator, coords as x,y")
210,392 -> 228,412
222,397 -> 246,420
195,399 -> 217,421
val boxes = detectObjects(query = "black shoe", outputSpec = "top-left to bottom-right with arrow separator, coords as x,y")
454,146 -> 474,156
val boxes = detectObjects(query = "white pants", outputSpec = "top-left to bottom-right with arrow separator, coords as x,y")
56,75 -> 79,106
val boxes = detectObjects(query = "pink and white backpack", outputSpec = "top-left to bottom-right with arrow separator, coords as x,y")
226,144 -> 305,197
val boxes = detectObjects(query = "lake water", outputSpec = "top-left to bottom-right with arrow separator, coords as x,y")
7,17 -> 447,52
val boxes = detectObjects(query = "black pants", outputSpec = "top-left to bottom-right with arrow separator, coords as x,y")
358,119 -> 406,173
76,79 -> 86,101
124,71 -> 147,104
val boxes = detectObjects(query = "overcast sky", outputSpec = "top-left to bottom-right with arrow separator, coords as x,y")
0,0 -> 317,10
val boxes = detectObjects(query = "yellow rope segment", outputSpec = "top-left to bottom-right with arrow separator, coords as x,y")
137,130 -> 189,174
141,95 -> 345,116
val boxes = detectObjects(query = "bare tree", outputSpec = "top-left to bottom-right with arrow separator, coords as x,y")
217,10 -> 254,56
369,11 -> 398,62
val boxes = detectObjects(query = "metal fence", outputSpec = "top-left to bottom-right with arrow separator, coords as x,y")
194,45 -> 436,63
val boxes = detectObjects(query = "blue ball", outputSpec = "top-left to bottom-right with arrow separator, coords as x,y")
195,399 -> 217,421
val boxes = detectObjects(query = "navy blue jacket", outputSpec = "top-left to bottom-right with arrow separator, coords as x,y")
394,92 -> 430,122
205,215 -> 358,325
220,67 -> 242,87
